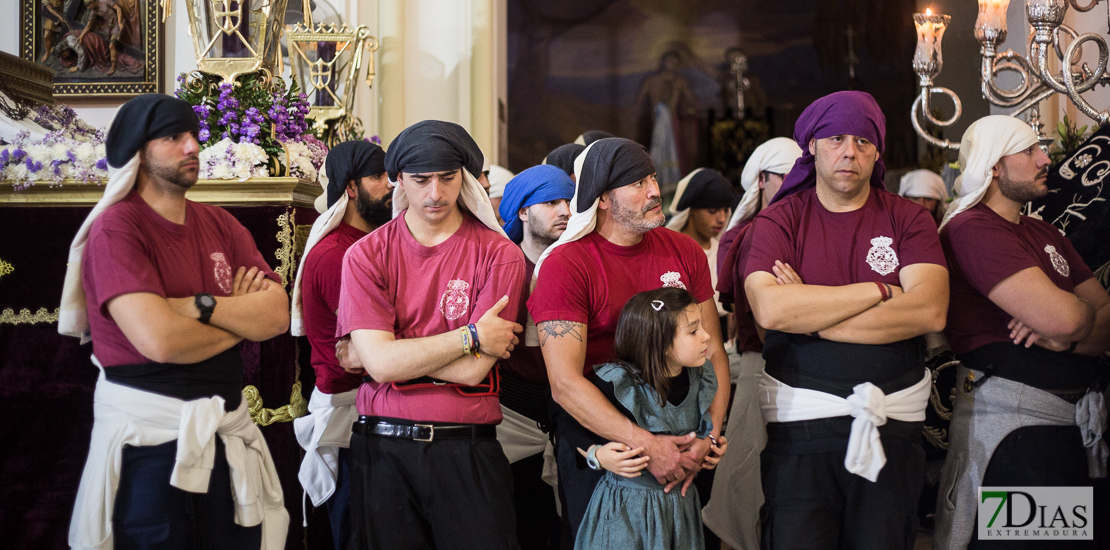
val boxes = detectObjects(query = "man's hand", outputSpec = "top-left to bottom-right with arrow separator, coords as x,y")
232,266 -> 268,296
665,435 -> 711,496
336,335 -> 366,374
641,432 -> 701,493
474,295 -> 523,359
772,260 -> 804,285
1008,318 -> 1070,352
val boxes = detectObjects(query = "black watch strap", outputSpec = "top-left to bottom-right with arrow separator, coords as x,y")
195,293 -> 216,325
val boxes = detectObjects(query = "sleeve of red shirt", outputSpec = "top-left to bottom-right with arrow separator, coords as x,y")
227,215 -> 282,285
680,235 -> 714,304
465,244 -> 526,326
740,211 -> 796,279
1060,237 -> 1095,287
337,240 -> 396,336
897,203 -> 948,269
84,223 -> 165,316
947,216 -> 1038,297
313,245 -> 345,316
528,248 -> 592,325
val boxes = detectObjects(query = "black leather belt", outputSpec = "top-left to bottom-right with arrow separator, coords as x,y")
353,416 -> 497,442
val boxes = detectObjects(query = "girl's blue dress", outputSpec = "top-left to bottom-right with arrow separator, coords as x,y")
574,361 -> 717,550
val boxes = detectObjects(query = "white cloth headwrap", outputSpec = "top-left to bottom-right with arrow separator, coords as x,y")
664,168 -> 707,231
760,371 -> 932,482
391,166 -> 508,239
898,169 -> 947,202
939,116 -> 1038,230
59,155 -> 143,343
487,165 -> 515,199
727,137 -> 803,231
289,190 -> 348,337
534,140 -> 601,279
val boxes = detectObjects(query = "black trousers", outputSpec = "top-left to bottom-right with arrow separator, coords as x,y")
760,419 -> 925,550
348,430 -> 520,550
112,438 -> 261,549
969,425 -> 1108,550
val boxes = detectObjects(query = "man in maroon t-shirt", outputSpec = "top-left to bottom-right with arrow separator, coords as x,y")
337,120 -> 525,550
529,138 -> 731,538
743,92 -> 948,550
291,140 -> 390,550
933,116 -> 1110,549
68,94 -> 289,548
496,163 -> 575,549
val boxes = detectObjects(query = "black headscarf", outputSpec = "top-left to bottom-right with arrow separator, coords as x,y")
676,169 -> 735,210
576,138 -> 655,212
324,140 -> 386,208
384,120 -> 483,181
106,94 -> 200,169
577,130 -> 614,146
544,143 -> 585,177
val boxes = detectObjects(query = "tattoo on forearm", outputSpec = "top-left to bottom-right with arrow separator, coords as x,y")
538,320 -> 584,347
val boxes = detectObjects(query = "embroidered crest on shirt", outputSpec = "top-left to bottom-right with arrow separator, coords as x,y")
210,252 -> 233,294
1045,245 -> 1070,277
865,236 -> 899,276
440,279 -> 470,320
660,271 -> 687,290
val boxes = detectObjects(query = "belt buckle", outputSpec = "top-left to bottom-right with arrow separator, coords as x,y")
414,424 -> 435,442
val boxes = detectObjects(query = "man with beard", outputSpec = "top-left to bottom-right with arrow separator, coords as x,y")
933,116 -> 1110,549
339,120 -> 525,550
290,140 -> 390,550
495,163 -> 575,549
62,94 -> 289,549
529,138 -> 731,542
742,91 -> 948,549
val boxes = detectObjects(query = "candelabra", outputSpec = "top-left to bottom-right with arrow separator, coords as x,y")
912,0 -> 1110,150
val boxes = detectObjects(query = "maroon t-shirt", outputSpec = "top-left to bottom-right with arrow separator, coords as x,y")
302,222 -> 368,393
82,190 -> 280,366
337,214 -> 526,424
742,186 -> 947,288
498,257 -> 549,385
529,228 -> 714,375
941,203 -> 1094,355
719,220 -> 762,353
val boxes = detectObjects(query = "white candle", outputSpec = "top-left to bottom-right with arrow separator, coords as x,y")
913,12 -> 951,81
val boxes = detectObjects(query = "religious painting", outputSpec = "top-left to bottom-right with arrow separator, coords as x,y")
19,0 -> 163,97
507,0 -> 919,187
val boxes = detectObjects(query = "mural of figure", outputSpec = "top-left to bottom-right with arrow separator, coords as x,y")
40,0 -> 68,63
636,50 -> 700,191
75,0 -> 140,75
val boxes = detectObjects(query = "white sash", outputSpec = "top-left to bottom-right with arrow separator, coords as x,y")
292,387 -> 359,507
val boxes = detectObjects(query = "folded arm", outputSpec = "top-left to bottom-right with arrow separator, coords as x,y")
745,263 -> 886,334
107,292 -> 243,364
166,266 -> 290,342
349,328 -> 499,386
989,266 -> 1095,344
817,263 -> 948,344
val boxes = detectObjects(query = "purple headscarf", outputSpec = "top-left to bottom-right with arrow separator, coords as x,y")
771,91 -> 886,204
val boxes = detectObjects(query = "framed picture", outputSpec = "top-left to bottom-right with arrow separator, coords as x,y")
19,0 -> 164,97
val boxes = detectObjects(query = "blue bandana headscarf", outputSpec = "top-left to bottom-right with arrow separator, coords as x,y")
499,164 -> 575,243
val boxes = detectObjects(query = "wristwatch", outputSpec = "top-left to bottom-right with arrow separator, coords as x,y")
195,293 -> 216,325
586,445 -> 602,471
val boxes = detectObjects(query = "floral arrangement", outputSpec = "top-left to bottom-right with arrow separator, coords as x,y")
1,104 -> 108,188
280,134 -> 328,182
199,138 -> 269,180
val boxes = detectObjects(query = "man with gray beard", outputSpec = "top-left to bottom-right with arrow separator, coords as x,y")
529,138 -> 731,542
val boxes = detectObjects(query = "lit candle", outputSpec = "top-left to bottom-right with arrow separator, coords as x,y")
913,11 -> 951,83
974,0 -> 1010,47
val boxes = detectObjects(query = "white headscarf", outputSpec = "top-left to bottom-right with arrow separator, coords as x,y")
664,168 -> 707,231
59,155 -> 143,342
290,160 -> 349,336
898,169 -> 947,202
939,116 -> 1038,229
533,141 -> 602,278
727,137 -> 803,231
487,165 -> 515,199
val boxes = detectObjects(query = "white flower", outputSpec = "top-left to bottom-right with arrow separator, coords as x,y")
52,143 -> 70,159
24,144 -> 50,161
75,142 -> 96,163
210,162 -> 231,180
5,163 -> 30,181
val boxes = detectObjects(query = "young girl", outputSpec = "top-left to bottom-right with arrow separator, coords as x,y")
574,287 -> 728,550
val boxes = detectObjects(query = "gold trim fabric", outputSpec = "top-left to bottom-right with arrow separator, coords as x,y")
0,307 -> 60,325
0,258 -> 13,280
243,380 -> 308,426
274,210 -> 295,288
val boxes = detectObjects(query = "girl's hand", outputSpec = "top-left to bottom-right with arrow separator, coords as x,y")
701,435 -> 728,470
578,443 -> 649,478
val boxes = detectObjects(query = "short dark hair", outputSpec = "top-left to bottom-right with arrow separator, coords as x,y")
612,287 -> 699,405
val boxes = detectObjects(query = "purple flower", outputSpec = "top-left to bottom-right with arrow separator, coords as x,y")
67,150 -> 77,162
199,128 -> 211,142
11,148 -> 26,162
0,149 -> 8,164
96,158 -> 107,170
